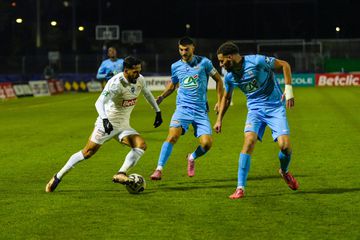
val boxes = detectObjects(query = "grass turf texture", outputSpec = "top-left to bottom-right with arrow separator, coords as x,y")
0,87 -> 359,240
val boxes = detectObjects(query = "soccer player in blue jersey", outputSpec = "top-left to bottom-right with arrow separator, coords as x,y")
150,36 -> 224,180
214,41 -> 299,199
96,46 -> 124,81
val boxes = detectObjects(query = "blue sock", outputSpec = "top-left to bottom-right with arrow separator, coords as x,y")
191,146 -> 207,160
157,142 -> 174,167
238,153 -> 251,188
279,151 -> 291,173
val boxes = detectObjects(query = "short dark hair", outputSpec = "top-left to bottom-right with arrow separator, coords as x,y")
217,41 -> 239,55
178,36 -> 195,46
123,56 -> 141,69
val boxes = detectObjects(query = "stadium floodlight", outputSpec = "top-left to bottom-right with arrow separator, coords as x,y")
16,18 -> 23,24
50,21 -> 57,27
335,27 -> 340,32
78,26 -> 85,31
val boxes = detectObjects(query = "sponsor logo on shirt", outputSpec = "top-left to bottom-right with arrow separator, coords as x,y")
183,74 -> 198,89
122,98 -> 137,107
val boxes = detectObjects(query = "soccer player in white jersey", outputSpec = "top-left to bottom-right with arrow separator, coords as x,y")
46,56 -> 163,192
214,42 -> 299,199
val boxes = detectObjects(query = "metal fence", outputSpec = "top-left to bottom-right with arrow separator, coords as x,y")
1,38 -> 360,77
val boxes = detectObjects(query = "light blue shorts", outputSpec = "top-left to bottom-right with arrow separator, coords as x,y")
244,106 -> 289,142
170,106 -> 212,138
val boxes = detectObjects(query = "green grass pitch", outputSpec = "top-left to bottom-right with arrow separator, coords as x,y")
0,87 -> 359,239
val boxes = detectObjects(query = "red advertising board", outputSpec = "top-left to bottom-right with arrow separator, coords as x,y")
47,79 -> 64,94
316,74 -> 360,86
0,82 -> 17,99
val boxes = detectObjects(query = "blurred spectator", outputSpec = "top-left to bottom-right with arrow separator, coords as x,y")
43,64 -> 55,80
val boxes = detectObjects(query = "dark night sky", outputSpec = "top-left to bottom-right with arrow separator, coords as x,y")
1,0 -> 360,55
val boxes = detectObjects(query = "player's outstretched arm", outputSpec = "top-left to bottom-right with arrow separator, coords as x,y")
274,59 -> 294,108
141,79 -> 163,128
213,91 -> 232,133
156,82 -> 177,105
211,72 -> 224,114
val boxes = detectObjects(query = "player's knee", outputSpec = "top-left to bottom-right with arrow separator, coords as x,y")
137,141 -> 147,151
244,137 -> 256,148
166,135 -> 179,144
201,139 -> 213,151
242,137 -> 256,153
280,146 -> 292,155
278,141 -> 291,155
82,149 -> 95,159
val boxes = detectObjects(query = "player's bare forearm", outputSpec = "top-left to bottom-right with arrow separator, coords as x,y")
275,59 -> 292,85
160,82 -> 176,99
217,93 -> 231,122
213,72 -> 224,104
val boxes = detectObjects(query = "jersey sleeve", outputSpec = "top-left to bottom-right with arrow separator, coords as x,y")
139,76 -> 160,112
171,64 -> 179,84
95,79 -> 119,119
224,73 -> 234,94
256,55 -> 276,70
96,61 -> 108,80
204,58 -> 218,77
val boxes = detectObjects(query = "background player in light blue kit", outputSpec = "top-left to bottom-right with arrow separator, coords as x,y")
150,36 -> 224,180
96,46 -> 124,81
214,41 -> 299,199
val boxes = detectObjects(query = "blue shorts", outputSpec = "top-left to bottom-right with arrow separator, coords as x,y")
170,106 -> 212,138
244,106 -> 289,142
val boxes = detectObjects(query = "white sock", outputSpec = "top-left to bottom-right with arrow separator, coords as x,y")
156,166 -> 163,171
56,151 -> 85,179
118,148 -> 145,173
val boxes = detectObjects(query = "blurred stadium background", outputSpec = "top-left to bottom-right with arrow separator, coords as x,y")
1,0 -> 360,85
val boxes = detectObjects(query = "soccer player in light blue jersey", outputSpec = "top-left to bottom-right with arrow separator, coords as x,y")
150,36 -> 224,180
96,46 -> 124,81
214,41 -> 299,199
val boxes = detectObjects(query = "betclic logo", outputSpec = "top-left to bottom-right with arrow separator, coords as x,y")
316,74 -> 360,86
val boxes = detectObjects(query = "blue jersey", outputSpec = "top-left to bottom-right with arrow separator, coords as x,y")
96,58 -> 124,80
171,55 -> 217,112
224,55 -> 283,109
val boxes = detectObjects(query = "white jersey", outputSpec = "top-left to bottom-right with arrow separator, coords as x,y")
95,72 -> 159,129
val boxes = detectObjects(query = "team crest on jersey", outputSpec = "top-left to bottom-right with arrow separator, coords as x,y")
183,74 -> 198,89
122,98 -> 137,107
265,57 -> 271,64
130,86 -> 136,94
102,90 -> 110,97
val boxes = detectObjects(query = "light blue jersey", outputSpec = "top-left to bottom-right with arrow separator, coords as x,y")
225,55 -> 283,110
225,54 -> 289,141
171,55 -> 217,112
169,55 -> 217,137
96,58 -> 124,81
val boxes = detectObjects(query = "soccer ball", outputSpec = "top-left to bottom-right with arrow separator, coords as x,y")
125,173 -> 146,194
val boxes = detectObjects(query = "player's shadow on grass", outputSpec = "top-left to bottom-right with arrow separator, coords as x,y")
296,187 -> 360,195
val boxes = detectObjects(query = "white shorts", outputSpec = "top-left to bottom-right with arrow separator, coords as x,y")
90,120 -> 139,145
